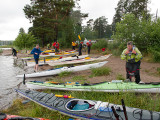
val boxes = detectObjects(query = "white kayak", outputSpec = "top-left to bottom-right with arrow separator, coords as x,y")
16,61 -> 108,78
26,55 -> 89,67
40,52 -> 78,57
48,54 -> 111,66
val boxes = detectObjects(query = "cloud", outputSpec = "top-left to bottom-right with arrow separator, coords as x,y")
0,0 -> 31,40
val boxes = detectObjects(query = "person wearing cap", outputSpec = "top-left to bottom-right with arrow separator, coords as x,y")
86,40 -> 92,54
78,42 -> 83,56
121,41 -> 142,84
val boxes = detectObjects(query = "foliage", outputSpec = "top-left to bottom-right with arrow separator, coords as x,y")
112,13 -> 160,61
93,16 -> 109,38
91,67 -> 111,76
148,46 -> 160,62
24,0 -> 87,47
0,41 -> 13,46
92,39 -> 108,50
13,28 -> 37,50
112,0 -> 150,32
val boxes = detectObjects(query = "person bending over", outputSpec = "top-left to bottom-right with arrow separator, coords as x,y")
121,41 -> 142,84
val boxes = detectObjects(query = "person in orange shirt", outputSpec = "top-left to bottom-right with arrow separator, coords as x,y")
72,41 -> 77,50
86,40 -> 92,54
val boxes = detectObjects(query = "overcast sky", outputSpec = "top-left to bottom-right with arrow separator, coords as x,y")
0,0 -> 160,40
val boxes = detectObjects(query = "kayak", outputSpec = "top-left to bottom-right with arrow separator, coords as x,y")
25,80 -> 160,93
15,89 -> 160,120
16,61 -> 107,78
26,55 -> 89,67
0,113 -> 49,120
40,51 -> 78,57
48,54 -> 111,66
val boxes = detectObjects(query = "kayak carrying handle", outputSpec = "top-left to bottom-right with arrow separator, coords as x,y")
23,74 -> 26,85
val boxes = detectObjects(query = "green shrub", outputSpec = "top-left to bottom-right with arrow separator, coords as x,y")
148,46 -> 160,62
92,39 -> 108,50
91,67 -> 111,76
112,49 -> 122,56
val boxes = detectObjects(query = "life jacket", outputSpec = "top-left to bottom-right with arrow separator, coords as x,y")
72,42 -> 76,46
86,41 -> 92,46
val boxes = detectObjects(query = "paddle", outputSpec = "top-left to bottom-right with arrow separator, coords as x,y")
121,99 -> 128,120
111,106 -> 119,120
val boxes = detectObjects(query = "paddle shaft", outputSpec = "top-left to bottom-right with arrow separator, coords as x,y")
121,99 -> 128,120
111,106 -> 119,120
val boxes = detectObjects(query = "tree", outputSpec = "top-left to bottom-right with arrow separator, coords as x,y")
112,13 -> 160,54
24,0 -> 75,47
112,0 -> 150,32
93,16 -> 108,38
70,10 -> 88,41
14,28 -> 37,49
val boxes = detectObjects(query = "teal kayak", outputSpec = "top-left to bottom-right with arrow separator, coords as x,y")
26,80 -> 160,93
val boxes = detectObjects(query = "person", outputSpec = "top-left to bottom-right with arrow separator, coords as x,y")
52,42 -> 56,49
12,47 -> 17,57
30,44 -> 42,72
86,40 -> 92,54
121,41 -> 142,84
78,42 -> 83,56
47,43 -> 50,50
72,41 -> 77,50
54,41 -> 59,53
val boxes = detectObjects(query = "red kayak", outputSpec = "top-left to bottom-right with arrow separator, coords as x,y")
0,113 -> 49,120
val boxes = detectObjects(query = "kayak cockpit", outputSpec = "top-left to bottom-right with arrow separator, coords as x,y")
65,99 -> 95,112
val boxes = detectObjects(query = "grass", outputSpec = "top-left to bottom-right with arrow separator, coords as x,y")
72,75 -> 87,81
2,90 -> 160,120
116,74 -> 125,80
58,71 -> 72,77
91,67 -> 111,76
0,49 -> 3,54
157,67 -> 160,75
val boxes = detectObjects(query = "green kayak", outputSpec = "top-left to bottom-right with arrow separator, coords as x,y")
25,80 -> 160,93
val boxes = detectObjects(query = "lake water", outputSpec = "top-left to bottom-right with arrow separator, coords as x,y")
0,55 -> 23,110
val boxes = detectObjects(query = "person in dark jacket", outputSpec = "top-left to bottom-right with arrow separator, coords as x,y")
12,48 -> 17,57
30,44 -> 42,72
86,40 -> 92,54
78,42 -> 83,56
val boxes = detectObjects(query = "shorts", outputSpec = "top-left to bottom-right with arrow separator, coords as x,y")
35,58 -> 39,64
